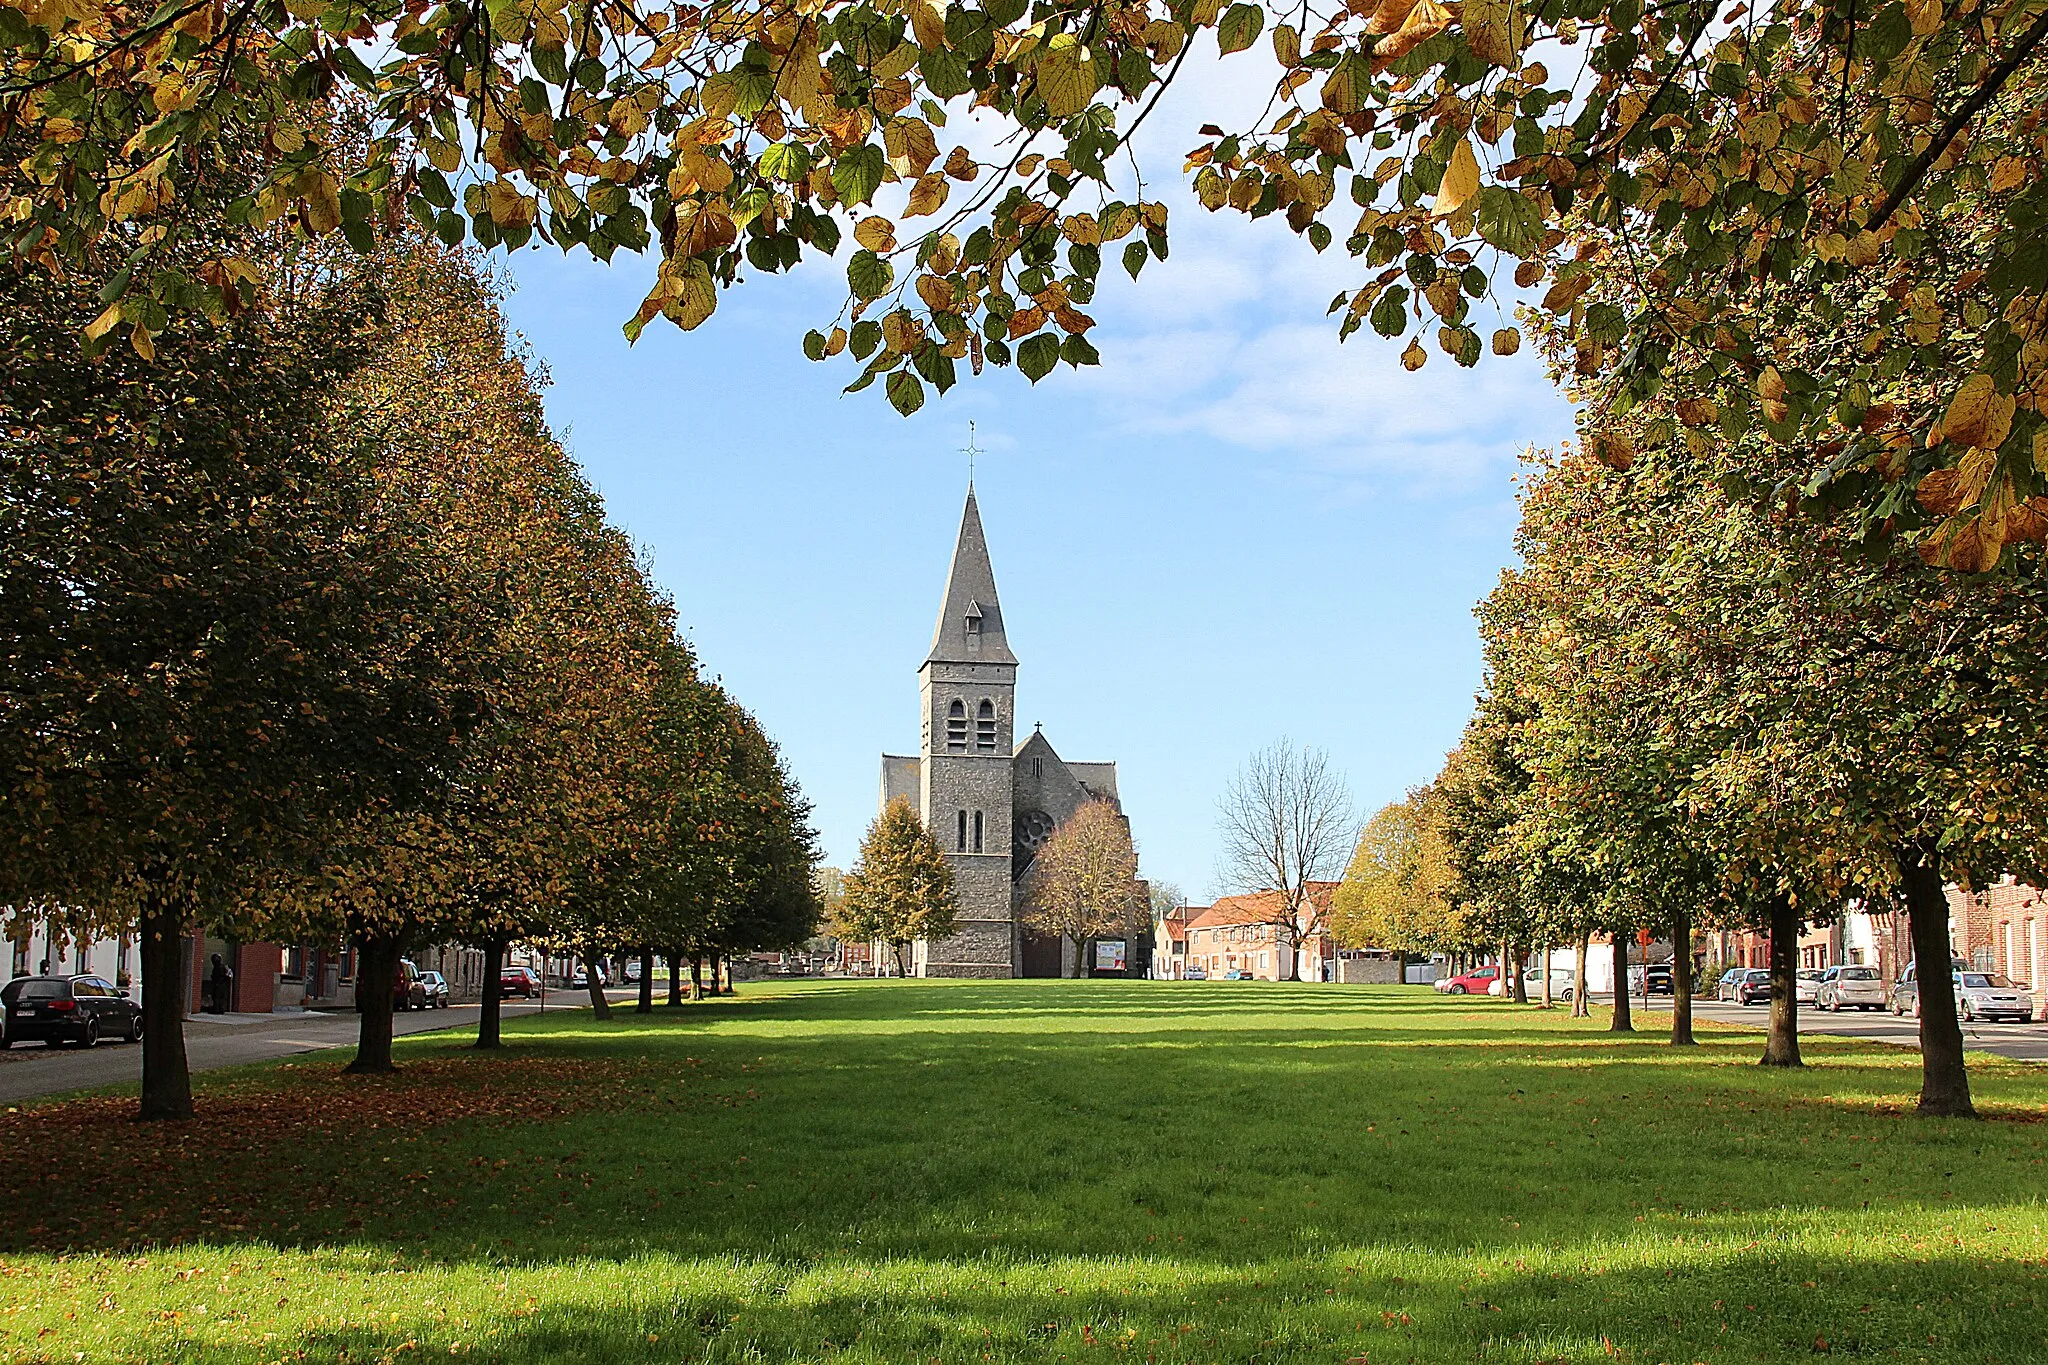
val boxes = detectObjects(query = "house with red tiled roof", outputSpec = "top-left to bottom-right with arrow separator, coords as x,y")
1182,882 -> 1339,981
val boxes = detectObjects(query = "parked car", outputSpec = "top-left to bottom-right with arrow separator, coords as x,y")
1439,967 -> 1501,996
1957,972 -> 2033,1022
1818,964 -> 1887,1011
0,975 -> 143,1048
1721,968 -> 1772,1006
393,958 -> 427,1011
1712,967 -> 1747,999
1890,958 -> 1972,1017
1626,963 -> 1675,996
1794,968 -> 1826,1005
416,970 -> 451,1009
1514,967 -> 1576,1000
1183,967 -> 1208,981
499,965 -> 541,998
568,964 -> 609,990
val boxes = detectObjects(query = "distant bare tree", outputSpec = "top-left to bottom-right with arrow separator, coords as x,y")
1217,740 -> 1355,981
1022,800 -> 1143,978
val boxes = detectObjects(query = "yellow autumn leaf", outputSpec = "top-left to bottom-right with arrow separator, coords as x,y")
664,258 -> 717,330
84,304 -> 122,341
1434,135 -> 1480,217
1272,23 -> 1300,67
1061,213 -> 1101,246
303,171 -> 342,234
1903,0 -> 1941,35
1942,374 -> 2000,448
1989,157 -> 2029,194
1401,338 -> 1427,370
905,173 -> 949,218
854,215 -> 897,252
1035,35 -> 1098,118
1463,0 -> 1523,67
1491,327 -> 1521,356
910,0 -> 947,50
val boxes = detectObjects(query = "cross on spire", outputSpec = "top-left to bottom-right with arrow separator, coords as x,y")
962,421 -> 981,490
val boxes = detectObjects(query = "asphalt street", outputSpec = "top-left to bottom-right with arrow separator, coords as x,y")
1600,992 -> 2048,1061
0,989 -> 637,1105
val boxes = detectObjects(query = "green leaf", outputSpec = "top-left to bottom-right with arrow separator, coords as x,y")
919,47 -> 974,100
758,142 -> 812,182
887,368 -> 926,415
1475,186 -> 1545,257
848,249 -> 895,300
850,319 -> 883,359
1370,284 -> 1409,338
1217,3 -> 1264,55
1017,333 -> 1060,382
803,329 -> 828,361
833,143 -> 887,207
1060,334 -> 1100,367
1122,239 -> 1148,279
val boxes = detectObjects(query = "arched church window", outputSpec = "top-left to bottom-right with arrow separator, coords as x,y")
957,809 -> 968,852
973,810 -> 984,853
976,699 -> 997,750
946,699 -> 967,749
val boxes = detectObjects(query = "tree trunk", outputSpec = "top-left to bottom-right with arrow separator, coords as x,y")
1669,903 -> 1695,1046
1072,935 -> 1090,978
1394,949 -> 1408,986
1761,892 -> 1803,1067
347,934 -> 401,1075
476,935 -> 505,1050
138,884 -> 193,1121
692,955 -> 706,999
667,949 -> 684,1006
637,948 -> 654,1014
1610,933 -> 1633,1032
1499,938 -> 1510,997
583,949 -> 611,1019
1572,933 -> 1590,1018
1898,840 -> 1975,1117
709,951 -> 726,994
1511,945 -> 1528,1003
1539,944 -> 1553,1009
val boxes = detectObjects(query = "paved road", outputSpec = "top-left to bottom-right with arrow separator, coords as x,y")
1592,992 -> 2048,1061
0,989 -> 638,1105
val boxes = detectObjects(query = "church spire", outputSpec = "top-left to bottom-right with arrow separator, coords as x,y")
926,488 -> 1017,666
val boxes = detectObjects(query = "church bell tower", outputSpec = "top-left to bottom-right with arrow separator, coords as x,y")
916,489 -> 1019,977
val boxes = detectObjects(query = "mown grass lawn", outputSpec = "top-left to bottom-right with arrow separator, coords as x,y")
3,981 -> 2047,1364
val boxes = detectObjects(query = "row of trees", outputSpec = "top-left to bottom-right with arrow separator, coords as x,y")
1334,389 -> 2048,1121
838,796 -> 1144,976
1,193 -> 819,1118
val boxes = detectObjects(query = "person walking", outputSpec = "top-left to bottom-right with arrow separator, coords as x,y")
208,953 -> 233,1014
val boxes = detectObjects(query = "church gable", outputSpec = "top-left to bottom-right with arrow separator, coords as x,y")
1010,729 -> 1119,877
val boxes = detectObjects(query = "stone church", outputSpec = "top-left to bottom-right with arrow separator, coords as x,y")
879,489 -> 1129,977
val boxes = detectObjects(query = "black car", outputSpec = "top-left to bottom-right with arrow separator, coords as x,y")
1,975 -> 144,1048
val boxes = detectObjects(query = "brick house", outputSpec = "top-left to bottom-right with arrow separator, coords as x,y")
1949,878 -> 2048,1016
1153,903 -> 1198,979
1182,883 -> 1338,981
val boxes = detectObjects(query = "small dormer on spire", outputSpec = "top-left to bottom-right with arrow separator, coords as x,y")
926,490 -> 1016,666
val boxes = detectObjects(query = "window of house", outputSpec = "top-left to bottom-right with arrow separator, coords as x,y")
957,809 -> 968,852
946,699 -> 967,749
1032,756 -> 1043,778
976,699 -> 997,750
966,613 -> 981,638
973,810 -> 984,853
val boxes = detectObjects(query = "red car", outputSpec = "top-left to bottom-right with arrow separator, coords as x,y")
498,966 -> 541,998
1437,967 -> 1501,995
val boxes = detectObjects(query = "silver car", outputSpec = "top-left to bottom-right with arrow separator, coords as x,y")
1958,972 -> 2033,1023
1818,964 -> 1886,1011
1794,969 -> 1825,1005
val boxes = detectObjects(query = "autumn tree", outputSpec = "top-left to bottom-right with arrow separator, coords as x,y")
0,227 -> 492,1116
1021,800 -> 1143,978
842,798 -> 957,976
1331,788 -> 1462,972
1216,739 -> 1353,981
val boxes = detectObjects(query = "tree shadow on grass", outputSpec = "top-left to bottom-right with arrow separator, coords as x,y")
21,1242 -> 2038,1364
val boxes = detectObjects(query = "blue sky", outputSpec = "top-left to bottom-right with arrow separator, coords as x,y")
493,54 -> 1575,902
